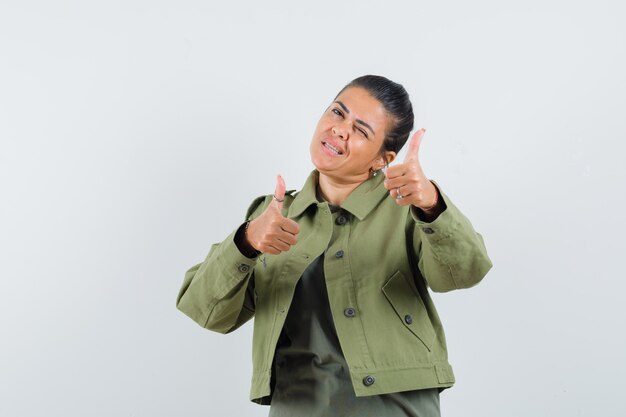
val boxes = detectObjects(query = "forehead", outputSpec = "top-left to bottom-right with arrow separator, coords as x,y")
334,87 -> 391,135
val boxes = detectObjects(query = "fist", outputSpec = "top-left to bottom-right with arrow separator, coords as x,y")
245,175 -> 300,255
383,128 -> 438,209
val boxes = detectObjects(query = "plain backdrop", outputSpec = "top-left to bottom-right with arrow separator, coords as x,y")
1,1 -> 625,416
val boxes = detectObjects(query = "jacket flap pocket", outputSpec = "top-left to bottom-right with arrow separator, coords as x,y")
382,270 -> 436,351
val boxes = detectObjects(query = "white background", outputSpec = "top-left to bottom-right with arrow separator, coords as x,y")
1,1 -> 625,416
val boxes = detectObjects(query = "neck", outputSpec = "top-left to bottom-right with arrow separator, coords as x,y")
317,171 -> 371,206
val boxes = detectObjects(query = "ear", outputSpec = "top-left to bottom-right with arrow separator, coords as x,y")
374,151 -> 396,170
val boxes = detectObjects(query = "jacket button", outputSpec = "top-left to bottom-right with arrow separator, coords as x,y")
422,227 -> 434,234
335,250 -> 344,258
344,307 -> 356,317
238,264 -> 250,273
404,314 -> 413,325
335,215 -> 348,225
363,375 -> 375,386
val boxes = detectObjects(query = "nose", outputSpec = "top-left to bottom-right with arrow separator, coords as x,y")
332,125 -> 348,141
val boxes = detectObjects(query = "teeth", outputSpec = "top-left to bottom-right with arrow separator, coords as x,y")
324,142 -> 342,155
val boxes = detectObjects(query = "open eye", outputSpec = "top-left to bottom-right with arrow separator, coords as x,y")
332,108 -> 343,117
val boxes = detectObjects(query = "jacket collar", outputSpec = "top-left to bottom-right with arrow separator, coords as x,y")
287,170 -> 388,221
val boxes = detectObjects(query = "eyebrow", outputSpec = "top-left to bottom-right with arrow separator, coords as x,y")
334,100 -> 376,136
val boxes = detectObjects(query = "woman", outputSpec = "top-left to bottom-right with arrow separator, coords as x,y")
176,75 -> 493,417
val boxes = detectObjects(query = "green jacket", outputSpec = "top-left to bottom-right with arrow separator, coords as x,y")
176,170 -> 493,404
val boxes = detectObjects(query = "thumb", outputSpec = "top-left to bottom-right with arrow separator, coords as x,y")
272,174 -> 286,212
404,128 -> 426,163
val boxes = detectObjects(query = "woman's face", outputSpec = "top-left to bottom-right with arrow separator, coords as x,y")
309,86 -> 396,182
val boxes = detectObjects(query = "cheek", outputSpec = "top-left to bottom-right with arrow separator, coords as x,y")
355,142 -> 384,164
309,136 -> 325,160
316,120 -> 330,135
352,139 -> 375,154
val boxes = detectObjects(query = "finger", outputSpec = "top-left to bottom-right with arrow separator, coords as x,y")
262,246 -> 281,255
271,239 -> 291,252
383,176 -> 409,190
394,195 -> 412,206
390,186 -> 412,200
276,230 -> 298,246
384,164 -> 407,180
277,232 -> 297,246
280,218 -> 300,235
403,128 -> 426,163
259,239 -> 289,254
272,174 -> 286,211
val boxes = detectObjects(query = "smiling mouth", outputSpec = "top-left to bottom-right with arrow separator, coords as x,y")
322,141 -> 343,155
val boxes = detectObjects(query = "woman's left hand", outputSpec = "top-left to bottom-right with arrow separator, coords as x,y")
383,128 -> 439,209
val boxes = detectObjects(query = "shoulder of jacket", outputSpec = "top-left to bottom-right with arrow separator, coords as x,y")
245,195 -> 270,220
244,189 -> 298,220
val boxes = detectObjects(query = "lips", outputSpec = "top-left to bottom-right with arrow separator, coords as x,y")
321,139 -> 345,155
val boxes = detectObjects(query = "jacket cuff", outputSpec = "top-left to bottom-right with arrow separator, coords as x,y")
207,226 -> 259,281
409,179 -> 462,243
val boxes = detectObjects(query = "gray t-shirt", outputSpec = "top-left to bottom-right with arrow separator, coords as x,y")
268,204 -> 441,417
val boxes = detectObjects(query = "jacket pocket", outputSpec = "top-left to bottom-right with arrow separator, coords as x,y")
382,270 -> 437,351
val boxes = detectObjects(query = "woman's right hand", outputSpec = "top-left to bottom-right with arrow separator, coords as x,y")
245,175 -> 300,255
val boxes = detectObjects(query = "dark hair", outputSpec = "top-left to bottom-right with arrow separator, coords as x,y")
335,75 -> 414,158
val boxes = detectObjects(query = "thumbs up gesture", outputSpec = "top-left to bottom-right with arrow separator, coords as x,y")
383,128 -> 439,210
244,175 -> 300,255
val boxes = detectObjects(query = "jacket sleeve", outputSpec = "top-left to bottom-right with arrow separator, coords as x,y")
410,180 -> 493,293
175,195 -> 272,334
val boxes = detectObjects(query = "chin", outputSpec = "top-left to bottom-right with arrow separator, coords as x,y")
310,158 -> 326,173
310,153 -> 334,174
310,150 -> 324,169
